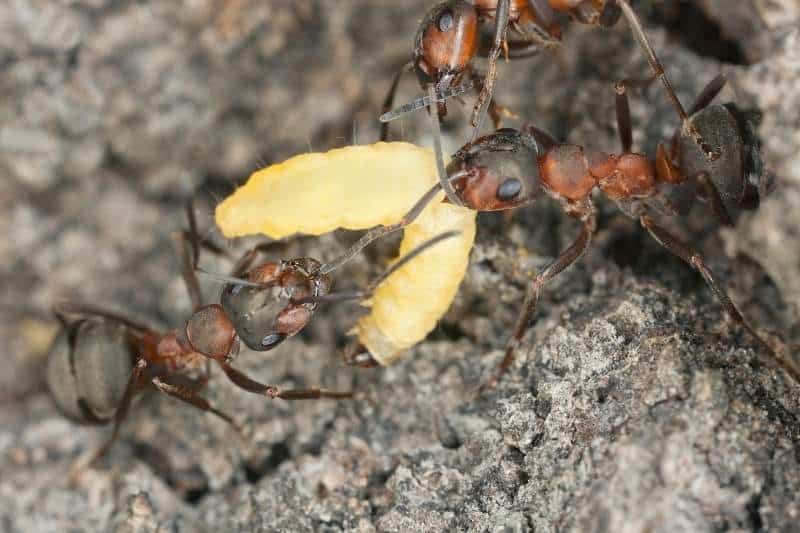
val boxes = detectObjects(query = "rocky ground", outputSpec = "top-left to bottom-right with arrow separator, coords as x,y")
1,1 -> 799,531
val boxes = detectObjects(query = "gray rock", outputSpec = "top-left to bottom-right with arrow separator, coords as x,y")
1,1 -> 798,532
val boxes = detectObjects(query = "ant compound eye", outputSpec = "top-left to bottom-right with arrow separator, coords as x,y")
261,332 -> 286,350
438,10 -> 454,32
497,178 -> 523,201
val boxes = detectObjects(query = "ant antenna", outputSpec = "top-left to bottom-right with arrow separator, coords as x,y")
318,176 -> 455,276
427,84 -> 464,207
303,231 -> 461,304
196,269 -> 266,288
379,79 -> 477,123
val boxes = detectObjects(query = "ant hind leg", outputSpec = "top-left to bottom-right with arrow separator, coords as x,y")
639,215 -> 800,383
482,212 -> 596,391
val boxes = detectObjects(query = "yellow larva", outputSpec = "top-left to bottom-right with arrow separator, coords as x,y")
216,142 -> 476,364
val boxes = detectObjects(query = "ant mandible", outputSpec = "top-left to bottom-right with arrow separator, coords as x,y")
351,75 -> 799,385
379,1 -> 692,160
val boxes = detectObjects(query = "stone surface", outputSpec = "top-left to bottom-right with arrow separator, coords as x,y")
1,1 -> 798,532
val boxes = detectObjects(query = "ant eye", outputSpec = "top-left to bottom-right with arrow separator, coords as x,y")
437,10 -> 454,32
497,178 -> 522,201
261,333 -> 286,350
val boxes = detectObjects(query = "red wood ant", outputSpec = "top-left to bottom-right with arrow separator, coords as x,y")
379,0 -> 695,163
356,75 -> 799,384
46,203 -> 456,465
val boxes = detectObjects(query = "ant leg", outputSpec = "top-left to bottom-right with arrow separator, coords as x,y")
615,79 -> 635,153
306,231 -> 459,304
471,0 -> 510,141
226,238 -> 300,279
483,213 -> 596,390
639,215 -> 800,382
86,360 -> 145,466
688,74 -> 727,116
53,302 -> 153,334
614,76 -> 659,153
615,0 -> 688,122
174,230 -> 203,313
319,181 -> 444,275
694,171 -> 734,227
185,199 -> 201,268
152,376 -> 241,432
527,0 -> 560,38
216,361 -> 352,400
504,41 -> 545,58
380,62 -> 412,142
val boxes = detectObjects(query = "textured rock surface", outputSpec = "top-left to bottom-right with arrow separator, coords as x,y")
1,1 -> 798,532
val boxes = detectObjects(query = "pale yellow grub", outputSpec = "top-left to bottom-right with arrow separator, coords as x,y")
216,142 -> 441,239
353,201 -> 476,365
215,142 -> 477,365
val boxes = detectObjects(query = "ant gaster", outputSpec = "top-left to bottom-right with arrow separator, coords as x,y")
354,77 -> 799,384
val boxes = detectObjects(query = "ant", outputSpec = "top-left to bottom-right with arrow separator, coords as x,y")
379,0 -> 694,167
46,202 -> 455,465
353,75 -> 799,385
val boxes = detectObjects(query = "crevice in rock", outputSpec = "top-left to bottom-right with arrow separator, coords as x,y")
244,441 -> 292,484
131,441 -> 211,505
650,0 -> 748,65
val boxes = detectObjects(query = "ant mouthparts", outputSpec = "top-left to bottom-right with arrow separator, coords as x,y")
379,79 -> 477,123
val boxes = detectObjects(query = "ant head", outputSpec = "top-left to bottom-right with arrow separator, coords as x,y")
677,104 -> 748,207
413,1 -> 479,98
447,128 -> 543,211
46,317 -> 134,424
219,258 -> 331,352
551,0 -> 621,27
185,304 -> 238,361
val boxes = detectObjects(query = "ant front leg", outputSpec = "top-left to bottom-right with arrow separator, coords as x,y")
470,0 -> 510,141
483,211 -> 597,390
217,361 -> 352,400
639,215 -> 800,383
319,181 -> 444,275
688,74 -> 727,116
693,171 -> 734,227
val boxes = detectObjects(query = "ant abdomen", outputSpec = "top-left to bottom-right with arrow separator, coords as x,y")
677,104 -> 745,208
220,258 -> 331,351
46,318 -> 134,424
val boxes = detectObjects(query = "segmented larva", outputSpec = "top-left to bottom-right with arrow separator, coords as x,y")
216,142 -> 476,364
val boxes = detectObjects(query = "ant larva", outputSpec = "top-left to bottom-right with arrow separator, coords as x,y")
216,142 -> 477,367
